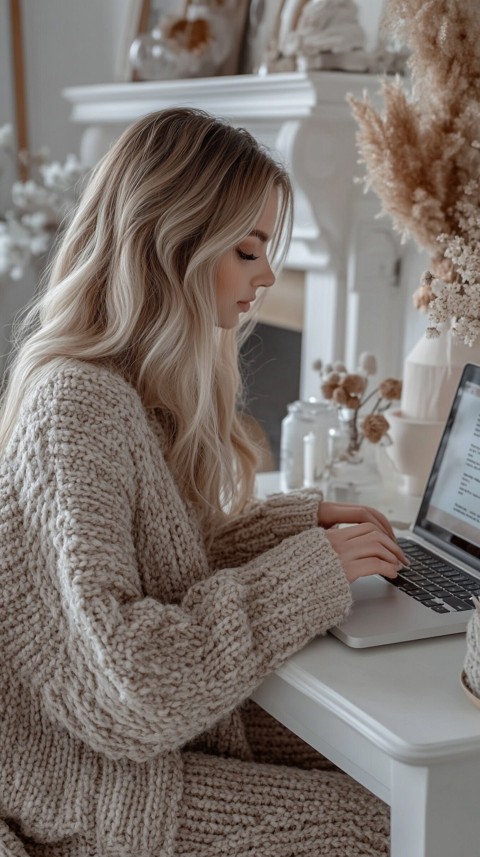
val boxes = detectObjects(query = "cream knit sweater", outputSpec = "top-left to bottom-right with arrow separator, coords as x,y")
0,360 -> 352,856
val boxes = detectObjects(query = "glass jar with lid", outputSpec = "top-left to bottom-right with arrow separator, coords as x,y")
280,399 -> 338,491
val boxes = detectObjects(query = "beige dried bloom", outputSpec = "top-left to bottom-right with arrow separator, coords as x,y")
426,186 -> 480,344
321,382 -> 337,400
333,387 -> 361,409
362,413 -> 390,443
413,283 -> 434,311
341,373 -> 366,396
378,378 -> 402,400
318,352 -> 400,457
413,270 -> 434,311
429,255 -> 455,282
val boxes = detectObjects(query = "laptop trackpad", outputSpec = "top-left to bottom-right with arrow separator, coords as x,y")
329,574 -> 469,648
349,575 -> 398,601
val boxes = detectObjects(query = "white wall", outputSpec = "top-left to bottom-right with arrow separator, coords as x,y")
21,0 -> 131,160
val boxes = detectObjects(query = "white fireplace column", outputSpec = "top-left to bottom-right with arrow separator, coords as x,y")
63,71 -> 406,396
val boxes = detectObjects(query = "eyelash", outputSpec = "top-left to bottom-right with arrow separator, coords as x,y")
237,249 -> 259,261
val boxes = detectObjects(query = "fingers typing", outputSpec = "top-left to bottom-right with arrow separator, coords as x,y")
326,524 -> 408,583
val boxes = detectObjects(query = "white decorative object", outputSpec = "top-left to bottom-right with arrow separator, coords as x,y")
280,399 -> 337,490
302,430 -> 316,487
402,330 -> 480,423
386,409 -> 444,496
386,328 -> 480,495
264,0 -> 369,74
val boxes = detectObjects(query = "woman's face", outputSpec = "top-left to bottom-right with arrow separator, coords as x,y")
215,188 -> 278,329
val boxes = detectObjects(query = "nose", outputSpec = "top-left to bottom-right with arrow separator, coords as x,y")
257,260 -> 275,289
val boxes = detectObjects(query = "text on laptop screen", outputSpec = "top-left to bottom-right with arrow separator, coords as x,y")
415,365 -> 480,568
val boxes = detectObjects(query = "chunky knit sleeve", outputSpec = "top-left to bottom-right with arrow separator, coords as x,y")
464,612 -> 480,698
207,490 -> 323,569
2,366 -> 351,765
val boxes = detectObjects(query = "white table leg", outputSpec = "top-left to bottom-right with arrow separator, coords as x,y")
390,756 -> 480,857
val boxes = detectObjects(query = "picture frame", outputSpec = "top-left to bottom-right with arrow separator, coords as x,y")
116,0 -> 251,82
218,0 -> 251,76
239,0 -> 285,74
115,0 -> 187,83
115,0 -> 148,83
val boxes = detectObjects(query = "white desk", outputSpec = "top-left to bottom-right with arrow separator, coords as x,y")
253,472 -> 480,857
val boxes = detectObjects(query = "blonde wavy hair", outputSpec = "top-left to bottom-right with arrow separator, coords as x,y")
0,108 -> 293,525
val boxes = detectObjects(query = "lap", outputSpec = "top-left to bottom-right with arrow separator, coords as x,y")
176,751 -> 390,857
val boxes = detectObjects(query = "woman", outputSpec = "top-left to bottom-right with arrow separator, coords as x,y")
0,108 -> 406,856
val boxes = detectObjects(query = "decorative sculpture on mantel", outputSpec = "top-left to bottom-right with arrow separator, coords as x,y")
261,0 -> 369,74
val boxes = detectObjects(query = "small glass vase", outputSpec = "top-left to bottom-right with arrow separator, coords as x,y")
324,410 -> 382,501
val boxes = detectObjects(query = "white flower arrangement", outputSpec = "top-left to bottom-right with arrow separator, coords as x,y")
0,123 -> 85,282
425,180 -> 480,345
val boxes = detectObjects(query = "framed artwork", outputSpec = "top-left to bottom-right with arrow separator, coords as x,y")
116,0 -> 251,82
115,0 -> 187,83
218,0 -> 251,75
240,0 -> 286,74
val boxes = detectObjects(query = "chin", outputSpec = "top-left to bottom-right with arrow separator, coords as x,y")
216,311 -> 241,329
217,321 -> 239,330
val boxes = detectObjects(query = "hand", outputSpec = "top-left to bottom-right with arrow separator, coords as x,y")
326,523 -> 406,583
318,501 -> 396,540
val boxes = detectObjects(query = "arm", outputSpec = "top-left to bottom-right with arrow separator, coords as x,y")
208,473 -> 403,572
465,610 -> 480,697
207,489 -> 324,569
3,371 -> 352,764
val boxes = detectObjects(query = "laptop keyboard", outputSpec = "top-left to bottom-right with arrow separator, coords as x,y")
385,538 -> 480,614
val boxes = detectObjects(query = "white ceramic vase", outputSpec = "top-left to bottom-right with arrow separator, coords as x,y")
387,328 -> 480,495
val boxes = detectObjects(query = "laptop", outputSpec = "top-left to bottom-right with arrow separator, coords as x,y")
330,362 -> 480,648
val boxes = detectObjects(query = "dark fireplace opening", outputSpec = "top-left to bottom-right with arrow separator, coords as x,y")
241,322 -> 302,470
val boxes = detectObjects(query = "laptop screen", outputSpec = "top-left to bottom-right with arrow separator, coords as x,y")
414,363 -> 480,571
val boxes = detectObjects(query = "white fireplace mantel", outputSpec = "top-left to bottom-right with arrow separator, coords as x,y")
63,71 -> 409,396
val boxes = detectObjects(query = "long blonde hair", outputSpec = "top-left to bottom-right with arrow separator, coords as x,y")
0,108 -> 293,523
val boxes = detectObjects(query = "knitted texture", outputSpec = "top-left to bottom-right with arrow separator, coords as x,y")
464,612 -> 480,697
176,752 -> 390,856
0,360 -> 354,856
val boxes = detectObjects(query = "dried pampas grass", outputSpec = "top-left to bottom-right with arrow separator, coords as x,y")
348,0 -> 480,343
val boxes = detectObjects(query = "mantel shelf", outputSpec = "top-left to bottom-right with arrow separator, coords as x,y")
63,71 -> 380,124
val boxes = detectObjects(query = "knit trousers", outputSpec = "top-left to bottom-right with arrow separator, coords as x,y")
6,706 -> 390,857
175,752 -> 390,857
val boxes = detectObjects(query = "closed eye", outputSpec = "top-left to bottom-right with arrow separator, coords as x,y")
237,249 -> 259,261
